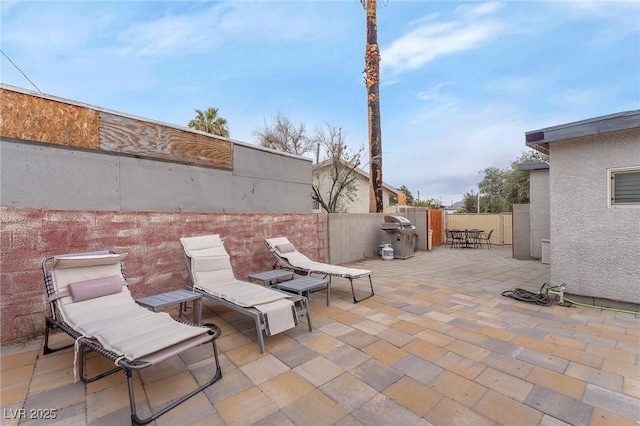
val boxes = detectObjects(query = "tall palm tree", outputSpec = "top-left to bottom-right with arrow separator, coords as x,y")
188,107 -> 230,138
361,0 -> 383,213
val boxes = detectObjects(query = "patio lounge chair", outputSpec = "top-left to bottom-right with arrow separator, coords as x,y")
180,234 -> 312,354
265,236 -> 374,303
42,251 -> 222,426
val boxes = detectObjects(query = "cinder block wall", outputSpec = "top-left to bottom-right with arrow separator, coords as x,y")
0,207 -> 326,344
326,213 -> 387,264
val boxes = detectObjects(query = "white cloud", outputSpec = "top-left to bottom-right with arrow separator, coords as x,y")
484,75 -> 543,97
454,2 -> 502,19
382,90 -> 534,202
117,2 -> 350,57
381,4 -> 502,76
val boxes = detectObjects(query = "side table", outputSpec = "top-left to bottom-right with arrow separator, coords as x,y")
136,289 -> 203,325
276,276 -> 330,306
247,269 -> 294,287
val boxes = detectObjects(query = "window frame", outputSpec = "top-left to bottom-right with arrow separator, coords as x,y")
608,166 -> 640,208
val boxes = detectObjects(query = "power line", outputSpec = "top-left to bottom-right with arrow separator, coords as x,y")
1,49 -> 42,93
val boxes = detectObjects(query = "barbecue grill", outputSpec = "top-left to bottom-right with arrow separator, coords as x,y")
381,214 -> 417,259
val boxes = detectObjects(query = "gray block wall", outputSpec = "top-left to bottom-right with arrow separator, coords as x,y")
326,213 -> 387,264
1,139 -> 313,213
529,169 -> 550,259
512,204 -> 531,260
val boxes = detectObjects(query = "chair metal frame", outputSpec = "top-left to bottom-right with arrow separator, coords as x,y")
181,241 -> 312,355
265,240 -> 374,303
42,254 -> 222,426
476,230 -> 494,249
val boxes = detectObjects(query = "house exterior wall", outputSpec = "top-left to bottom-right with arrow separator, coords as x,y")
347,174 -> 371,213
529,169 -> 550,258
313,169 -> 396,213
550,128 -> 640,304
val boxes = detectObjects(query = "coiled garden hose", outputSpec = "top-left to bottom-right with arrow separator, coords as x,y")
501,283 -> 552,306
502,283 -> 639,316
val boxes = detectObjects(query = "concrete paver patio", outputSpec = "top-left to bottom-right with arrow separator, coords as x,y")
2,246 -> 639,425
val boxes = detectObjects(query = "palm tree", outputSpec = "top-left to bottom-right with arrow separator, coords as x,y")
188,108 -> 230,138
361,0 -> 383,213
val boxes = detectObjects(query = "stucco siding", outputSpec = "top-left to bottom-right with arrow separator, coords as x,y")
529,169 -> 550,258
313,168 -> 396,213
351,177 -> 370,213
550,128 -> 640,304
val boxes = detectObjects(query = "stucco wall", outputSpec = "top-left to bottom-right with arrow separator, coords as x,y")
549,128 -> 640,304
313,168 -> 395,213
529,169 -> 550,258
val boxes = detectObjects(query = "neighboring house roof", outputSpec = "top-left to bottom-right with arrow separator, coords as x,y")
525,109 -> 640,154
313,159 -> 400,195
518,161 -> 550,171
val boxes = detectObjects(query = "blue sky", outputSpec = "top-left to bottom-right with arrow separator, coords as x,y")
2,1 -> 638,205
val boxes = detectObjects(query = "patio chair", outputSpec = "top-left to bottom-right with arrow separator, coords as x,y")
449,230 -> 465,248
265,236 -> 374,303
476,229 -> 494,249
180,234 -> 311,354
467,229 -> 482,248
42,251 -> 222,426
444,229 -> 454,247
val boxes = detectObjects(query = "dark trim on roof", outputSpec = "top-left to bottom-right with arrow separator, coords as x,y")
518,161 -> 550,171
525,110 -> 640,154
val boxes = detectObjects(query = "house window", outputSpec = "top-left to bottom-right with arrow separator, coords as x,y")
312,199 -> 320,210
609,167 -> 640,206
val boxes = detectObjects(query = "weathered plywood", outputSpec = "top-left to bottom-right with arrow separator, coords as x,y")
99,112 -> 233,169
0,88 -> 100,148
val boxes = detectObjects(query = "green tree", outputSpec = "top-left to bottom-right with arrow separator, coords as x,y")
252,112 -> 313,156
398,185 -> 415,205
414,199 -> 442,209
188,107 -> 230,137
312,124 -> 364,213
462,150 -> 549,213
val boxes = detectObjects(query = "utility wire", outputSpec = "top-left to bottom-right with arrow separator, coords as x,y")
1,49 -> 42,93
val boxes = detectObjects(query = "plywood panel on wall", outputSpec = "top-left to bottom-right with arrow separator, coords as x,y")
0,88 -> 99,148
99,112 -> 233,170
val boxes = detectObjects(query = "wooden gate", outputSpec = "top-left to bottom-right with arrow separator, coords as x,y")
428,209 -> 444,246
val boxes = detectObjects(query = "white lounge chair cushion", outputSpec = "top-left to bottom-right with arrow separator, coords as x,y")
181,235 -> 297,335
266,237 -> 371,278
196,279 -> 287,307
181,234 -> 224,254
52,254 -> 207,362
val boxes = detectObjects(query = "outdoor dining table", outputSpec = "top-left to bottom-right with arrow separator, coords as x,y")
453,229 -> 483,248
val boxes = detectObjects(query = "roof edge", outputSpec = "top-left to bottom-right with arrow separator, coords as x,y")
524,109 -> 640,154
